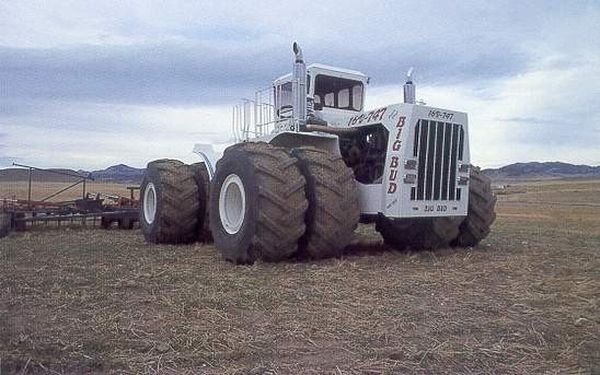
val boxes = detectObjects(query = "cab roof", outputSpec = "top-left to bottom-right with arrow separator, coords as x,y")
274,63 -> 368,85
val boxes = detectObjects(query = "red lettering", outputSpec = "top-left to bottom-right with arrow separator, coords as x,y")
389,169 -> 398,181
390,156 -> 399,168
396,116 -> 405,128
396,116 -> 406,128
392,140 -> 402,151
388,183 -> 397,194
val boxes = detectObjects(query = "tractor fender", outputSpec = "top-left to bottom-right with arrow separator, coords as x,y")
266,131 -> 341,156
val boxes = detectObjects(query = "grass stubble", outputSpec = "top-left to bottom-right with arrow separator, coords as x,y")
0,180 -> 598,374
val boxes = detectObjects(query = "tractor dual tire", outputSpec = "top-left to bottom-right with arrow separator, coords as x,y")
453,167 -> 497,247
139,159 -> 200,244
376,216 -> 461,250
290,147 -> 360,259
190,162 -> 212,242
210,142 -> 308,264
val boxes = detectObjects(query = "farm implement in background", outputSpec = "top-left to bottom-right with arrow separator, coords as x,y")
0,163 -> 140,238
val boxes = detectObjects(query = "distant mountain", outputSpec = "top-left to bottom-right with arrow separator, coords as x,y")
88,164 -> 145,184
482,162 -> 600,181
0,164 -> 145,184
3,161 -> 599,185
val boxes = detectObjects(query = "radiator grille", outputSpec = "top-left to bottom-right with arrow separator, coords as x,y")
411,120 -> 464,201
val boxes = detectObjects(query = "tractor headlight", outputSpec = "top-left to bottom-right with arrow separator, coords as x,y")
404,174 -> 417,184
404,159 -> 417,170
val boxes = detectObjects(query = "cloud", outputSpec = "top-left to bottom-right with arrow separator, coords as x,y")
0,102 -> 233,169
0,38 -> 530,107
0,0 -> 599,170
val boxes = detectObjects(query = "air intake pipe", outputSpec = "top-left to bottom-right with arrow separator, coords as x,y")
292,42 -> 307,129
403,67 -> 416,104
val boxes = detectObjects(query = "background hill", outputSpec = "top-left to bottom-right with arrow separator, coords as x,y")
86,164 -> 145,184
2,161 -> 599,185
482,162 -> 600,181
0,164 -> 144,184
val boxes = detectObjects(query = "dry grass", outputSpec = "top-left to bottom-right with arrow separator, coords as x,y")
1,179 -> 599,374
0,181 -> 134,203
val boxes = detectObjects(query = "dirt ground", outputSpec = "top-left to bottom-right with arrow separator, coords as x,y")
1,180 -> 599,374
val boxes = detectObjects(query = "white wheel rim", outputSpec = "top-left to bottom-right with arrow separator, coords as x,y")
143,182 -> 157,224
219,174 -> 246,234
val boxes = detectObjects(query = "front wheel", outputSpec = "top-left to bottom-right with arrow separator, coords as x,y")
290,147 -> 360,259
453,167 -> 497,247
190,162 -> 212,242
209,142 -> 308,264
376,216 -> 461,250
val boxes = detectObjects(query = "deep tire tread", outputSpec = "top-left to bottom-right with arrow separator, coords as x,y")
291,147 -> 360,259
190,162 -> 213,242
376,216 -> 461,250
454,167 -> 497,247
140,159 -> 200,244
212,142 -> 308,263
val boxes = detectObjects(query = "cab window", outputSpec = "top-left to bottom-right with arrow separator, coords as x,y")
275,82 -> 293,111
274,75 -> 311,114
314,75 -> 363,111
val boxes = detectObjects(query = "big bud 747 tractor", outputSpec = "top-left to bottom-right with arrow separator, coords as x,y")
139,43 -> 496,263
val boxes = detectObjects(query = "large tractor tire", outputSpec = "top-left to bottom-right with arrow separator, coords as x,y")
209,142 -> 308,264
190,162 -> 212,242
376,216 -> 460,250
139,159 -> 200,244
290,147 -> 360,259
453,167 -> 497,247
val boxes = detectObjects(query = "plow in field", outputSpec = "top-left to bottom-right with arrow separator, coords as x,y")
0,163 -> 140,238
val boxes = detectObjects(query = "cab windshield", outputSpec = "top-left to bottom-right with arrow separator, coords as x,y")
314,75 -> 363,111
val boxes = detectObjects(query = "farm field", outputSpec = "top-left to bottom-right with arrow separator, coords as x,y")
1,179 -> 599,374
0,181 -> 134,203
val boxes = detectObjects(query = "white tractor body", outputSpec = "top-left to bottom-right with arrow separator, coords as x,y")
197,48 -> 471,221
341,103 -> 470,219
141,42 -> 495,261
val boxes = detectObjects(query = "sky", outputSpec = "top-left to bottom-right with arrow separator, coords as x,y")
1,0 -> 599,170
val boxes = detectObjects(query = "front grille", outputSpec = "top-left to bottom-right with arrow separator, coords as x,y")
411,119 -> 464,201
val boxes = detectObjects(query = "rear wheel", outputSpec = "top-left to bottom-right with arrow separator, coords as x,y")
190,162 -> 212,242
139,159 -> 200,244
290,147 -> 360,259
376,216 -> 460,250
453,167 -> 497,247
210,142 -> 308,264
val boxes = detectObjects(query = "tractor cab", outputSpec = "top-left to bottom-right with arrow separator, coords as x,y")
273,64 -> 369,126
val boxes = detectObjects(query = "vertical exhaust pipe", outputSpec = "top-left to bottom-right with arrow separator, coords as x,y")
403,67 -> 416,104
292,42 -> 307,129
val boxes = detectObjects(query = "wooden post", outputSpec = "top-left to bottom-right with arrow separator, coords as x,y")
27,167 -> 33,208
